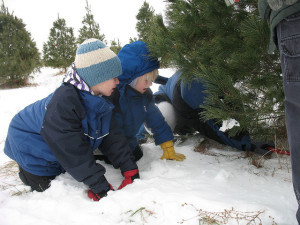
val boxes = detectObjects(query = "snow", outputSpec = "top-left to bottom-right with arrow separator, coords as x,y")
156,101 -> 177,131
219,119 -> 240,132
225,0 -> 235,6
0,68 -> 297,225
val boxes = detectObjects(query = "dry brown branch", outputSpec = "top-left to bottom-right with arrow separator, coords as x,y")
178,203 -> 277,225
0,161 -> 29,195
126,206 -> 157,223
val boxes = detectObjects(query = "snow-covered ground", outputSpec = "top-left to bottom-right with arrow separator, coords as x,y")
0,68 -> 297,224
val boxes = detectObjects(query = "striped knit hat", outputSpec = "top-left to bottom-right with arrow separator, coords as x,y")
74,38 -> 122,87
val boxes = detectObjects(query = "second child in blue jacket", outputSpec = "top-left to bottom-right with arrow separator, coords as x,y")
109,41 -> 185,162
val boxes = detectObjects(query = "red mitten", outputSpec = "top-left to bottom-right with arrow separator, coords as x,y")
88,184 -> 114,201
118,169 -> 140,190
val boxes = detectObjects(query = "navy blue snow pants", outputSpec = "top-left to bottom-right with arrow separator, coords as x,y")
277,11 -> 300,224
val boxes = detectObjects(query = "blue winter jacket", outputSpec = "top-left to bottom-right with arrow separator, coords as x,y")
4,83 -> 136,193
110,41 -> 173,151
155,71 -> 252,151
156,70 -> 208,109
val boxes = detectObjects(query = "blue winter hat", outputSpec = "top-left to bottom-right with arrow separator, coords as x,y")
74,38 -> 122,87
117,41 -> 160,91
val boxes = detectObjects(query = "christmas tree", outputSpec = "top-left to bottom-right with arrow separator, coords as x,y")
139,0 -> 285,144
78,0 -> 105,44
43,16 -> 76,71
136,1 -> 156,41
0,2 -> 40,87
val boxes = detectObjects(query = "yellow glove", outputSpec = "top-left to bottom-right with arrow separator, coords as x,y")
160,140 -> 186,161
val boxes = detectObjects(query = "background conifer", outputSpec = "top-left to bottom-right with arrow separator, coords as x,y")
0,2 -> 40,87
43,16 -> 76,71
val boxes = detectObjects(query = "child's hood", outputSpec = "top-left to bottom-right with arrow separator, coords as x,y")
117,41 -> 160,93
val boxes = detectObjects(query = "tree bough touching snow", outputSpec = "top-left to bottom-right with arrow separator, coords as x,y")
138,0 -> 285,146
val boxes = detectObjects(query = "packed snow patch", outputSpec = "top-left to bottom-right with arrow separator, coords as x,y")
219,118 -> 240,132
0,68 -> 297,225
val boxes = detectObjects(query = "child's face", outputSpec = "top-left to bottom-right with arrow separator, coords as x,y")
135,75 -> 153,94
91,77 -> 119,96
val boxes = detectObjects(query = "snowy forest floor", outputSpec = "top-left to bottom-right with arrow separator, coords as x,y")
0,68 -> 297,225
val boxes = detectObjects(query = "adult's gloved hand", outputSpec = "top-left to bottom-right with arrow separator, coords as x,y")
160,140 -> 186,161
118,169 -> 140,190
88,184 -> 114,201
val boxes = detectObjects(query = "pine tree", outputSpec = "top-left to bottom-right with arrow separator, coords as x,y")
0,1 -> 40,87
143,0 -> 285,143
110,39 -> 122,54
43,16 -> 76,71
78,0 -> 105,44
136,1 -> 156,41
135,2 -> 172,67
129,37 -> 138,43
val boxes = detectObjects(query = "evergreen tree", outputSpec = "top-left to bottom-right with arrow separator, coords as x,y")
110,39 -> 122,54
136,1 -> 156,41
43,16 -> 76,71
143,0 -> 284,143
129,37 -> 138,43
135,2 -> 171,67
78,0 -> 105,44
0,1 -> 40,87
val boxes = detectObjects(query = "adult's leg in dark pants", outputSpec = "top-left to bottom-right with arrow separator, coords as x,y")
277,12 -> 300,224
19,166 -> 56,192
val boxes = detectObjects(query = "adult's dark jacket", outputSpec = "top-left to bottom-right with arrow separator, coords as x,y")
154,71 -> 252,151
4,83 -> 136,193
258,0 -> 300,53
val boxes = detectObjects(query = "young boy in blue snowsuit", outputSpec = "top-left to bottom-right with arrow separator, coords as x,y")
108,41 -> 185,162
4,39 -> 139,201
153,70 -> 274,154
